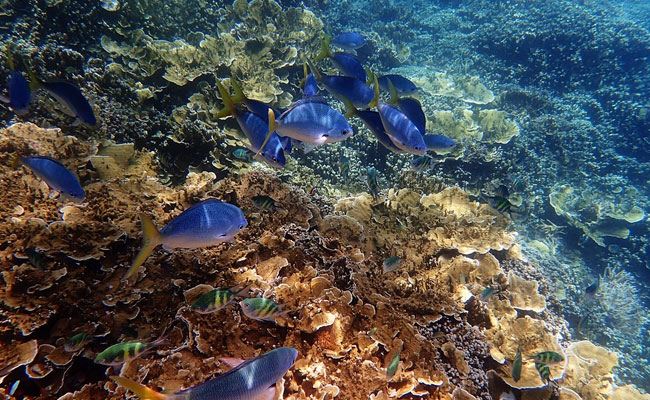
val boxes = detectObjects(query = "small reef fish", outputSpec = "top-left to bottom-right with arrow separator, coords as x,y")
489,196 -> 512,213
343,98 -> 404,154
378,74 -> 418,96
17,156 -> 85,202
111,347 -> 298,400
386,343 -> 403,381
411,156 -> 432,172
339,154 -> 350,184
252,195 -> 275,210
366,166 -> 379,199
94,337 -> 165,366
25,248 -> 45,269
64,332 -> 92,353
191,286 -> 249,314
9,380 -> 20,396
317,36 -> 366,81
480,286 -> 495,301
512,346 -> 522,382
533,351 -> 564,364
232,148 -> 251,161
424,134 -> 456,153
216,81 -> 286,168
28,71 -> 97,126
508,174 -> 525,193
274,98 -> 353,147
584,281 -> 599,301
100,0 -> 120,11
0,49 -> 31,115
126,199 -> 247,279
367,328 -> 378,336
332,32 -> 366,51
372,78 -> 427,155
239,298 -> 287,322
534,360 -> 552,384
308,185 -> 317,196
307,60 -> 374,108
383,256 -> 401,273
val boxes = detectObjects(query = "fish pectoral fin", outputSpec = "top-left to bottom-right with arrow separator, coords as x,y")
254,386 -> 276,400
218,357 -> 245,369
301,142 -> 320,154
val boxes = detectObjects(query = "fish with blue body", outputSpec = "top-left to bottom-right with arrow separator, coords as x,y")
342,98 -> 404,154
230,79 -> 282,124
111,347 -> 298,400
0,49 -> 31,115
332,32 -> 366,51
273,98 -> 353,147
301,62 -> 320,99
423,134 -> 456,153
308,60 -> 373,108
125,199 -> 247,279
17,156 -> 84,202
216,80 -> 286,168
317,37 -> 366,81
366,166 -> 379,199
378,74 -> 418,96
28,69 -> 97,126
368,73 -> 426,155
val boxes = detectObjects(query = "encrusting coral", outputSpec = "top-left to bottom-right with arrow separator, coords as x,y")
0,122 -> 645,399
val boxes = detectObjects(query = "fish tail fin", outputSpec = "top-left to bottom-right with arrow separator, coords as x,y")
299,62 -> 309,88
315,36 -> 331,61
253,109 -> 276,161
110,376 -> 170,400
387,78 -> 400,105
233,284 -> 251,298
305,58 -> 322,82
364,66 -> 373,86
230,78 -> 246,104
342,97 -> 357,119
125,214 -> 162,280
24,62 -> 43,92
368,71 -> 379,108
214,80 -> 235,119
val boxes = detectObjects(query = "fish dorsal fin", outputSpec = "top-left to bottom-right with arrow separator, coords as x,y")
342,97 -> 357,119
253,109 -> 276,161
387,78 -> 399,106
219,357 -> 245,369
315,36 -> 332,61
368,72 -> 379,108
214,80 -> 235,119
305,58 -> 322,83
230,79 -> 247,104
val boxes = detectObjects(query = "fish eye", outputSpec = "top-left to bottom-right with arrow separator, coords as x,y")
220,233 -> 227,237
323,134 -> 329,138
415,145 -> 422,151
272,156 -> 278,162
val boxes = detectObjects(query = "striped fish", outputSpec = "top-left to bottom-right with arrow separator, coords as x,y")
534,360 -> 552,384
252,195 -> 275,210
533,351 -> 564,364
191,286 -> 249,314
111,347 -> 298,400
94,338 -> 165,366
239,298 -> 287,322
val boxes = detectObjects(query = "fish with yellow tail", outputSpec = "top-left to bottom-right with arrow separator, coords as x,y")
110,347 -> 298,400
125,199 -> 247,279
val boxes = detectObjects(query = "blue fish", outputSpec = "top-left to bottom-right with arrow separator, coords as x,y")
379,74 -> 418,96
308,60 -> 373,109
230,79 -> 282,124
343,98 -> 404,154
317,37 -> 366,81
216,81 -> 286,168
274,100 -> 353,147
125,199 -> 247,279
111,347 -> 298,400
423,134 -> 456,153
18,156 -> 84,202
366,166 -> 379,199
29,72 -> 97,126
0,50 -> 31,115
332,32 -> 366,51
371,75 -> 426,155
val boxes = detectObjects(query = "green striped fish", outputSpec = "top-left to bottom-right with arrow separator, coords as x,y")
252,195 -> 275,210
191,286 -> 249,314
64,332 -> 92,353
534,360 -> 551,384
533,351 -> 564,364
94,337 -> 165,366
239,298 -> 287,322
512,345 -> 522,382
